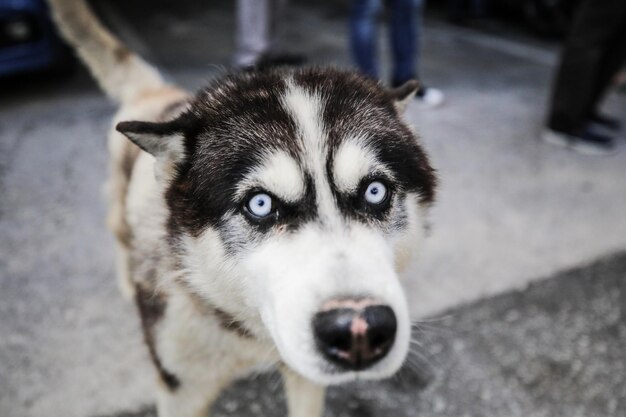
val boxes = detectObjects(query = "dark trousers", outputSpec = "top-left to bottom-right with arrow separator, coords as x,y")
350,0 -> 423,85
548,0 -> 626,133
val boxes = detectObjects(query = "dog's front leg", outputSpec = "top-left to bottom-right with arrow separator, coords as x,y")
156,377 -> 226,417
282,367 -> 326,417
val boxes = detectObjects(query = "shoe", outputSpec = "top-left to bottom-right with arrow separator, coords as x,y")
416,86 -> 445,108
541,127 -> 617,156
590,113 -> 622,131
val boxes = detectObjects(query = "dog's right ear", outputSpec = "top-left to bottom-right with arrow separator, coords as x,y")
388,80 -> 420,114
116,119 -> 186,181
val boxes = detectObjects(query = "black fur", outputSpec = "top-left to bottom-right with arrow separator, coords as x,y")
118,68 -> 436,249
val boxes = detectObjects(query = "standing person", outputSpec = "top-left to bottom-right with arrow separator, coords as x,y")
233,0 -> 305,70
350,0 -> 444,108
542,0 -> 626,155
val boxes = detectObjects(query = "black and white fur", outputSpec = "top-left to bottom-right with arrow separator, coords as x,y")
47,1 -> 437,416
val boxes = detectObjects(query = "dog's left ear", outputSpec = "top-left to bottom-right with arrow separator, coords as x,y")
116,119 -> 186,182
388,80 -> 420,113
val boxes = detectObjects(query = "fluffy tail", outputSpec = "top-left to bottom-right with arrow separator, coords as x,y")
47,0 -> 165,103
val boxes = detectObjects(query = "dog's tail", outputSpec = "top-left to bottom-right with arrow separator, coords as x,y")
47,0 -> 165,103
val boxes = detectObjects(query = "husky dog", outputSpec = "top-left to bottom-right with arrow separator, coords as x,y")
48,1 -> 436,416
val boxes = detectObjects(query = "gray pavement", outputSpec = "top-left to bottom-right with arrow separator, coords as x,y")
1,2 -> 625,417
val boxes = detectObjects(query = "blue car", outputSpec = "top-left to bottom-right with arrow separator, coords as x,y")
0,0 -> 72,77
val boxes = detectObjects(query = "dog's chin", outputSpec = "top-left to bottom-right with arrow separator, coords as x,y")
288,354 -> 408,386
276,336 -> 410,386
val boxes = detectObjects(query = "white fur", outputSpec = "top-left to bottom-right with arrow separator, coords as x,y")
242,222 -> 412,384
237,150 -> 306,202
281,81 -> 341,227
155,286 -> 279,417
180,218 -> 414,384
332,138 -> 394,193
282,367 -> 326,417
333,140 -> 375,192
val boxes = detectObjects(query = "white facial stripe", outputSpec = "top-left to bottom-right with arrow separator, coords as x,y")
281,80 -> 325,155
237,151 -> 305,202
282,81 -> 340,226
333,139 -> 393,193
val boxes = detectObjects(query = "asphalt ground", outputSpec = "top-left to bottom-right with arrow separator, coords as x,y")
1,1 -> 625,416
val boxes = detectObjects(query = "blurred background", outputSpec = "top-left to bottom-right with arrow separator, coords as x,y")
0,0 -> 624,416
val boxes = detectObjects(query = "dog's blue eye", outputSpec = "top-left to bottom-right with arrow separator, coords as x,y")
247,193 -> 273,217
364,181 -> 387,205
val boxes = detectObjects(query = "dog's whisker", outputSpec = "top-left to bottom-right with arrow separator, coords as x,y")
404,355 -> 433,377
412,314 -> 453,324
409,339 -> 425,349
412,323 -> 454,337
270,371 -> 284,393
407,345 -> 442,372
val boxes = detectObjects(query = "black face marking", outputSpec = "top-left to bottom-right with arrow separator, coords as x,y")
239,183 -> 317,233
117,68 -> 436,249
367,134 -> 437,204
307,70 -> 435,211
334,174 -> 395,224
300,69 -> 435,204
164,72 -> 301,242
219,174 -> 318,253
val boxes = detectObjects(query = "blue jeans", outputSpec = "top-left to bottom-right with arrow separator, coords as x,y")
350,0 -> 424,85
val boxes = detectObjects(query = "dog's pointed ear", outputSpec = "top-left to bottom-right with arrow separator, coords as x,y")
116,120 -> 185,159
116,119 -> 186,181
388,80 -> 420,113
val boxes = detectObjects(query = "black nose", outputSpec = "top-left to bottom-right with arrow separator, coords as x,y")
313,305 -> 397,370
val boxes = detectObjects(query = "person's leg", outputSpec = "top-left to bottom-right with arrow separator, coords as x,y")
389,0 -> 422,86
267,0 -> 288,55
233,0 -> 271,68
587,4 -> 626,120
389,0 -> 444,107
350,0 -> 382,79
547,0 -> 626,133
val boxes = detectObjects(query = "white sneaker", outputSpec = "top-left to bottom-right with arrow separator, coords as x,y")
416,87 -> 445,108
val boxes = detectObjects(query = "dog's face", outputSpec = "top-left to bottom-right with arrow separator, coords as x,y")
118,69 -> 436,385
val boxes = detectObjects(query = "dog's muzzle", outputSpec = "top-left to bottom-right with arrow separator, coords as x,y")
313,300 -> 397,370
